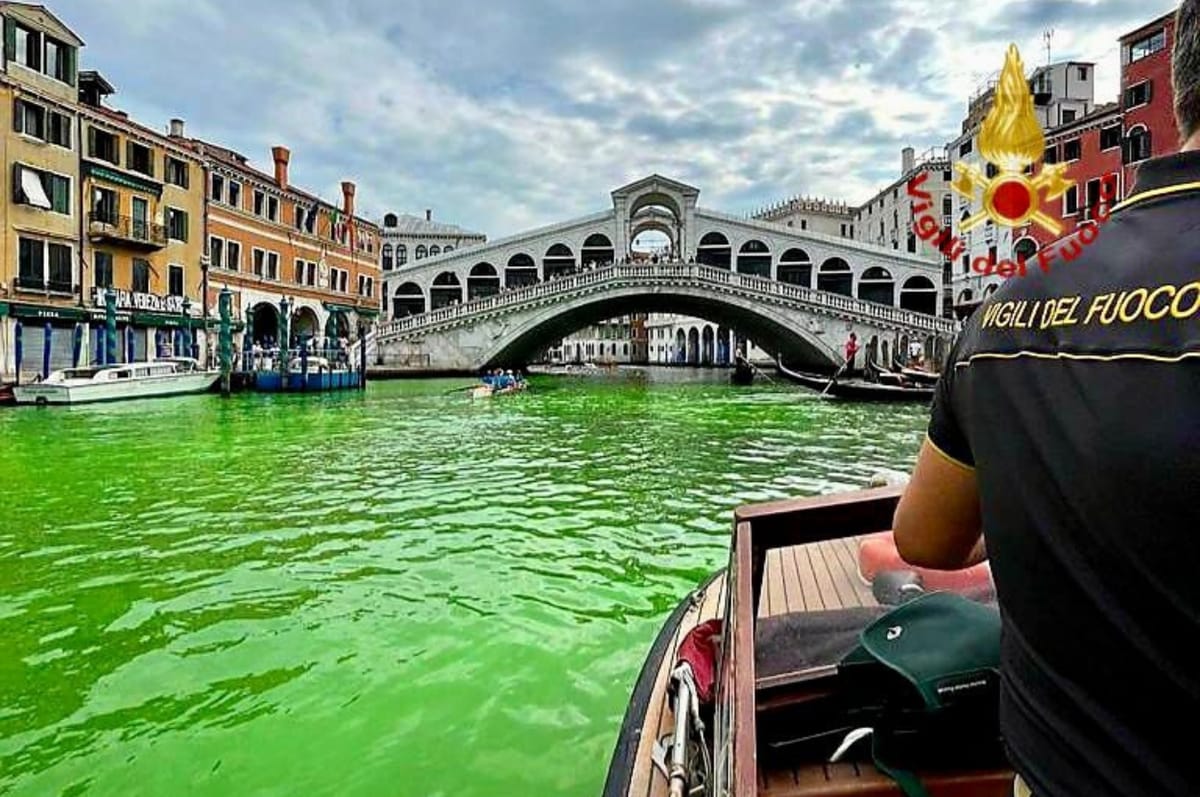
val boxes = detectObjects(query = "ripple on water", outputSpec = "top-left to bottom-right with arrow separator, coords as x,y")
0,372 -> 926,797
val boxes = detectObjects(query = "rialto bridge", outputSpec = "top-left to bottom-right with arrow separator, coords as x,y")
371,175 -> 957,372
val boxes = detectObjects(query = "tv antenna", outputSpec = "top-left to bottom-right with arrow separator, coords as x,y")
1044,29 -> 1054,65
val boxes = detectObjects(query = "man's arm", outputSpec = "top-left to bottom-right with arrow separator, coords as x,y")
893,438 -> 985,570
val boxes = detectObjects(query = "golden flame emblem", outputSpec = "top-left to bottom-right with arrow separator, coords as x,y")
953,44 -> 1073,235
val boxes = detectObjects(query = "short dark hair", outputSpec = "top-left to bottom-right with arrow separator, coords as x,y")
1174,0 -> 1200,139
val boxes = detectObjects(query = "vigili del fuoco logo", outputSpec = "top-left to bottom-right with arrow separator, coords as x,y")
908,44 -> 1115,278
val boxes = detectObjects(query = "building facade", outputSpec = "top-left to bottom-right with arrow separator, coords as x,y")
1119,11 -> 1177,191
753,197 -> 854,238
192,139 -> 381,350
379,210 -> 484,308
854,147 -> 954,315
0,2 -> 83,379
948,59 -> 1097,314
77,72 -> 207,362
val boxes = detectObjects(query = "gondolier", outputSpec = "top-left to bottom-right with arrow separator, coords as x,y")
893,6 -> 1200,795
843,332 -> 859,377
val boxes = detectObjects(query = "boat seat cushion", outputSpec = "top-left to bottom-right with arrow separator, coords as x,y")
859,532 -> 993,593
755,607 -> 888,683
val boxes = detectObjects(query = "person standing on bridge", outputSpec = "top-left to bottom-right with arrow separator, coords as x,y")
894,7 -> 1200,795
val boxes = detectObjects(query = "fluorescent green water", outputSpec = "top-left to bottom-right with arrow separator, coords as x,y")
0,370 -> 927,797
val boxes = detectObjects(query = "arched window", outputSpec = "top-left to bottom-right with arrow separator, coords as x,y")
696,231 -> 731,269
1127,125 -> 1151,163
383,213 -> 398,228
415,245 -> 427,260
392,282 -> 424,318
444,245 -> 454,253
1013,237 -> 1038,263
382,244 -> 393,271
736,240 -> 771,278
901,275 -> 938,315
430,245 -> 441,257
396,245 -> 408,266
857,266 -> 895,306
777,248 -> 812,287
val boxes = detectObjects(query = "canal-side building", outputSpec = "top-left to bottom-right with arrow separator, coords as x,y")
379,209 -> 484,316
187,138 -> 381,347
1119,11 -> 1176,192
854,147 -> 954,316
948,59 -> 1097,315
0,2 -> 83,379
753,196 -> 854,239
76,72 -> 207,362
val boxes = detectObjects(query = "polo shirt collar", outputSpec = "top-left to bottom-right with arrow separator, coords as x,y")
1128,149 -> 1200,196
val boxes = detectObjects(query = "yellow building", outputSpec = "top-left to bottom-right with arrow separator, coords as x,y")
0,2 -> 83,379
77,71 -> 206,361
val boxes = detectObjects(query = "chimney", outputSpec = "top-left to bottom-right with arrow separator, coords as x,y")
425,208 -> 432,222
901,146 -> 915,175
342,181 -> 356,218
272,146 -> 291,190
168,118 -> 185,138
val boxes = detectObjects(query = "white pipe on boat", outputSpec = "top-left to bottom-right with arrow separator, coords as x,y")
669,674 -> 692,797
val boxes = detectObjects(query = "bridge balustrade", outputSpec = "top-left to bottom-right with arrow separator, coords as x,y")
375,263 -> 956,341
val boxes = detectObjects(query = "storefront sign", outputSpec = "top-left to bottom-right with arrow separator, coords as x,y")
92,288 -> 185,315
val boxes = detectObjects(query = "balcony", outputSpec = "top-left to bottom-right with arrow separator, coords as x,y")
88,212 -> 167,250
15,275 -> 75,295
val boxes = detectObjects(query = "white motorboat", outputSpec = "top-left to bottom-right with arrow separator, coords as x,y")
12,358 -> 219,406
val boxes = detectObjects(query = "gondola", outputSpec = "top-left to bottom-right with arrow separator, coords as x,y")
603,486 -> 1012,797
890,354 -> 941,387
731,356 -> 755,386
776,361 -> 934,403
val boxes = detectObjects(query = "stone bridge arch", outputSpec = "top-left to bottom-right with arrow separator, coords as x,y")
478,284 -> 841,368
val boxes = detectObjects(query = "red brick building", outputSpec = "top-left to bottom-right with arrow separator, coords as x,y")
1021,104 -> 1124,257
1120,11 -> 1177,191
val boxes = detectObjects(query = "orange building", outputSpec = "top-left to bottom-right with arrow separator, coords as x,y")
185,138 -> 380,350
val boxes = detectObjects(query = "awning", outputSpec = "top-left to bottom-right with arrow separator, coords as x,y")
132,312 -> 193,328
9,303 -> 89,321
20,167 -> 52,210
356,308 -> 380,318
83,162 -> 163,197
0,302 -> 8,318
322,302 -> 358,314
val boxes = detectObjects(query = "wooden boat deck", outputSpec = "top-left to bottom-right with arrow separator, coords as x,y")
621,532 -> 1009,797
627,537 -> 878,797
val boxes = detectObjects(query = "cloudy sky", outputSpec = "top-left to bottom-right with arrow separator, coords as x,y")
56,0 -> 1174,237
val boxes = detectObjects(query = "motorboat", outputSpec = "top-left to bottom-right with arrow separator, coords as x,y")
604,486 -> 1010,797
12,358 -> 219,406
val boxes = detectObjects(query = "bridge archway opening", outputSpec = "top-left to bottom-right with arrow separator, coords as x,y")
581,233 -> 615,268
506,253 -> 539,288
291,306 -> 320,342
249,302 -> 279,345
778,248 -> 812,287
543,243 -> 576,281
392,282 -> 425,318
817,257 -> 853,296
737,240 -> 772,278
430,272 -> 462,310
480,289 -> 840,372
629,191 -> 683,221
901,276 -> 938,315
468,263 -> 500,300
632,229 -> 671,262
858,266 -> 895,306
697,232 -> 731,269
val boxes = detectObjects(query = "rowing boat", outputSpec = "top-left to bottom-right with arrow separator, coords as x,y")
603,486 -> 1012,797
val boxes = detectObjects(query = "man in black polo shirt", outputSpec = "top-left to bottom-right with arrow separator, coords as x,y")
893,3 -> 1200,795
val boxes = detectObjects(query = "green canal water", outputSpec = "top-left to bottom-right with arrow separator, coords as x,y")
0,369 -> 928,797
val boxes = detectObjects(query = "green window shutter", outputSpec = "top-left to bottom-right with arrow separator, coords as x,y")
163,154 -> 169,183
126,140 -> 134,170
87,125 -> 96,157
28,29 -> 39,71
64,45 -> 76,86
12,97 -> 21,134
180,210 -> 188,242
4,18 -> 15,63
